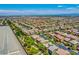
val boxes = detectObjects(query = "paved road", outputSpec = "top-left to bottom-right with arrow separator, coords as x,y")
0,26 -> 26,55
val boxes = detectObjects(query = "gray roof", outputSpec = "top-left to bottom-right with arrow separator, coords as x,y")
48,45 -> 58,51
69,40 -> 79,44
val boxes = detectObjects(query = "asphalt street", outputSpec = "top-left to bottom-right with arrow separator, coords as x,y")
0,26 -> 26,55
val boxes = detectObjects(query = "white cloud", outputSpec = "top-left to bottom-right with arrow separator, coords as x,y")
66,7 -> 75,10
77,6 -> 79,7
57,5 -> 63,7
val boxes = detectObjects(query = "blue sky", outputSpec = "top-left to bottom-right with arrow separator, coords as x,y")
0,4 -> 79,15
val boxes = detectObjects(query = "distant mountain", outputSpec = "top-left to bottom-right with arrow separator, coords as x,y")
52,13 -> 79,16
0,13 -> 79,17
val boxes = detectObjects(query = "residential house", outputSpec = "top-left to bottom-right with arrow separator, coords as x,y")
56,48 -> 70,55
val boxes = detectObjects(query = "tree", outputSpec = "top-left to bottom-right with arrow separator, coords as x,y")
24,36 -> 35,47
70,51 -> 76,55
72,44 -> 77,50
